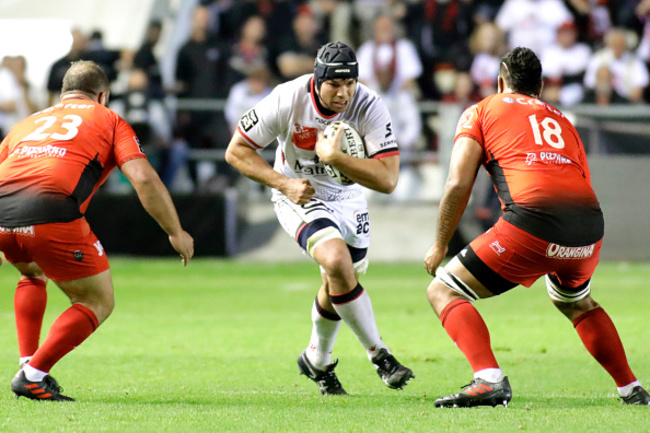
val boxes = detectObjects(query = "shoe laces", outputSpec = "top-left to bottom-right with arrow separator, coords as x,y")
376,355 -> 399,375
43,376 -> 64,394
317,365 -> 343,390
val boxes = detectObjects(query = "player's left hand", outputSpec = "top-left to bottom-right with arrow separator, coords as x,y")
169,230 -> 194,266
315,125 -> 344,164
424,243 -> 447,276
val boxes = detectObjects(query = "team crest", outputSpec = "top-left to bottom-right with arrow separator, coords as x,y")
73,250 -> 83,262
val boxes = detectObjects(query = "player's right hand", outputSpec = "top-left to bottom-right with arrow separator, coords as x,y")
169,230 -> 194,266
282,178 -> 315,205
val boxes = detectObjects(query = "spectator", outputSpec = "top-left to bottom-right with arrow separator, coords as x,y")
201,0 -> 239,42
226,15 -> 270,87
403,0 -> 475,99
133,20 -> 165,99
224,66 -> 273,133
356,14 -> 423,94
310,0 -> 354,45
364,36 -> 424,202
110,69 -> 172,180
583,65 -> 627,105
174,5 -> 232,190
0,56 -> 38,139
564,0 -> 612,45
584,27 -> 649,103
275,7 -> 327,81
496,0 -> 572,56
541,20 -> 591,106
469,22 -> 507,99
46,28 -> 88,106
83,30 -> 122,83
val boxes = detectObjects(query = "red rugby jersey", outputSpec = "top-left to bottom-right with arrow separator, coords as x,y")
0,97 -> 146,226
455,93 -> 603,246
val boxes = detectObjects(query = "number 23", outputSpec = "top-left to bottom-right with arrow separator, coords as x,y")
22,115 -> 83,142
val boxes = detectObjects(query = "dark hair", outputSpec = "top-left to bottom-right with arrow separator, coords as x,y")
61,60 -> 110,96
314,41 -> 358,92
499,47 -> 542,97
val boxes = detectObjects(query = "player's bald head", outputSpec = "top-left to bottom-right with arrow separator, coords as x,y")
499,47 -> 542,97
61,60 -> 110,97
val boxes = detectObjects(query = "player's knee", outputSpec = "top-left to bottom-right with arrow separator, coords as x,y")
319,251 -> 353,278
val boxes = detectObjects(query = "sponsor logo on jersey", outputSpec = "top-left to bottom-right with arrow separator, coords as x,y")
525,153 -> 538,165
0,226 -> 35,237
490,241 -> 506,255
93,240 -> 105,257
525,152 -> 573,165
503,97 -> 515,104
10,145 -> 67,159
354,210 -> 370,234
513,97 -> 565,118
240,109 -> 259,132
134,136 -> 144,153
546,243 -> 595,259
292,124 -> 319,150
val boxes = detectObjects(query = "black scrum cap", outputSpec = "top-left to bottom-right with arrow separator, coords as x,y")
314,41 -> 358,92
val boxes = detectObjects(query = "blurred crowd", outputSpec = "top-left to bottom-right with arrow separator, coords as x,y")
2,0 -> 650,194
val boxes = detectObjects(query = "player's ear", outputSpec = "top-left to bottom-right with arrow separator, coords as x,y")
98,91 -> 110,106
497,75 -> 504,93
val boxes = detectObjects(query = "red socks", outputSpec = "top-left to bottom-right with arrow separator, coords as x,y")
29,304 -> 99,373
15,278 -> 47,358
573,307 -> 636,387
440,299 -> 499,371
440,300 -> 636,387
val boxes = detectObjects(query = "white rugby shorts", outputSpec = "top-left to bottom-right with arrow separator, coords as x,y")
273,194 -> 370,271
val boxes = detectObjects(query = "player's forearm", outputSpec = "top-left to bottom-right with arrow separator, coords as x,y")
225,139 -> 288,191
334,155 -> 399,193
135,178 -> 184,236
122,159 -> 184,236
435,182 -> 473,248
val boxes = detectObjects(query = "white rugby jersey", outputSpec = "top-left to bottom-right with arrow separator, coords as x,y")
236,74 -> 399,201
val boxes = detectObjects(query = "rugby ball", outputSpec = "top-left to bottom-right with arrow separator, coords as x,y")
323,121 -> 366,185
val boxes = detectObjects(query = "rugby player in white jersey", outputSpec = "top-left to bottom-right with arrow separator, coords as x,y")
226,41 -> 414,395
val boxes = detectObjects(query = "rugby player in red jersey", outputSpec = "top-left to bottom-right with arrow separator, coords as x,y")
0,61 -> 193,401
424,47 -> 649,407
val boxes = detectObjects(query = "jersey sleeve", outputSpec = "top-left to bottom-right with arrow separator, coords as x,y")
236,87 -> 283,150
454,104 -> 484,146
0,135 -> 10,164
113,114 -> 147,166
361,98 -> 399,159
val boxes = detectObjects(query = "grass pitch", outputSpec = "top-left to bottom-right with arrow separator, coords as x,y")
0,259 -> 648,432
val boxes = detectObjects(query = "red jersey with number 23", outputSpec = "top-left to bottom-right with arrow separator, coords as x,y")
455,93 -> 603,247
0,97 -> 146,227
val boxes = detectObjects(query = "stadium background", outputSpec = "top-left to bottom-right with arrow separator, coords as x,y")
1,0 -> 649,261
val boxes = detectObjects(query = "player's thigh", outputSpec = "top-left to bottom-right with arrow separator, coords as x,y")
26,219 -> 110,282
330,195 -> 370,273
54,269 -> 114,303
273,195 -> 343,254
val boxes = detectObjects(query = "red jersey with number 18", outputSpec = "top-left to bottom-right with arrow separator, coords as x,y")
455,93 -> 603,247
0,97 -> 146,227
